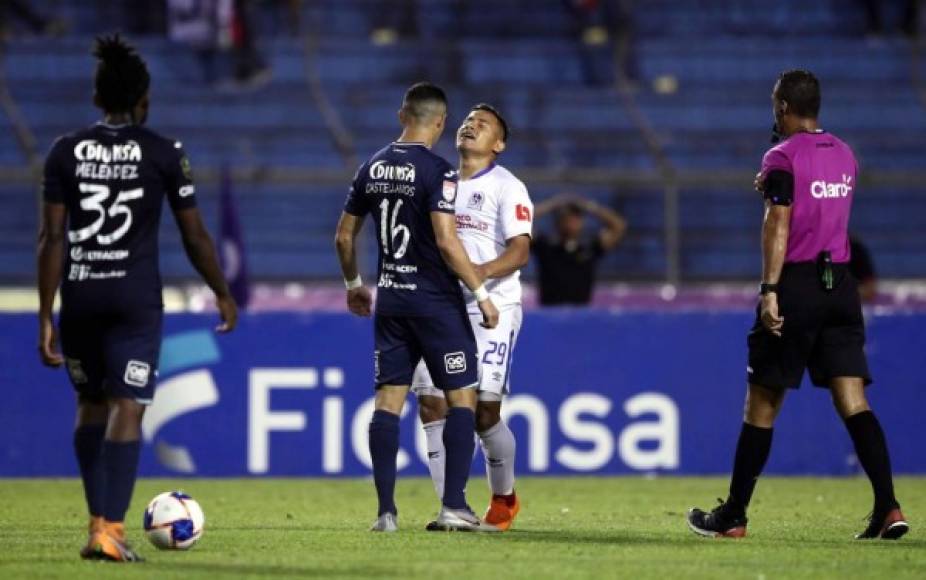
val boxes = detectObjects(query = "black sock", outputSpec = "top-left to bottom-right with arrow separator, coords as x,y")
368,410 -> 400,516
844,410 -> 898,513
727,422 -> 773,514
442,407 -> 476,510
101,440 -> 141,522
73,425 -> 107,517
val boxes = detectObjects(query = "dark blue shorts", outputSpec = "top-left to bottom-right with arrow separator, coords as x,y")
59,306 -> 163,405
374,309 -> 479,391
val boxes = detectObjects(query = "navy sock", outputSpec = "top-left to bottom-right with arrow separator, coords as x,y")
73,425 -> 107,517
727,422 -> 773,515
101,440 -> 141,523
442,407 -> 476,510
368,410 -> 400,516
845,410 -> 898,513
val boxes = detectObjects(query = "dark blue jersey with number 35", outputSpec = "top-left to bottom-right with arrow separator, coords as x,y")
43,123 -> 197,311
344,141 -> 464,316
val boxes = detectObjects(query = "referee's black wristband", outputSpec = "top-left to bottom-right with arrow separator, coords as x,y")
759,283 -> 779,296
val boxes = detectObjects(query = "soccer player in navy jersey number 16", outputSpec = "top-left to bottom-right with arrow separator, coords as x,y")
335,82 -> 501,532
37,35 -> 237,561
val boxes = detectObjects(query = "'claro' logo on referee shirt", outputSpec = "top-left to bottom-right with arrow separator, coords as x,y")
810,174 -> 853,199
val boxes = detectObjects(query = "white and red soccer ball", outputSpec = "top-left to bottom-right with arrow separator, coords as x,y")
143,491 -> 205,550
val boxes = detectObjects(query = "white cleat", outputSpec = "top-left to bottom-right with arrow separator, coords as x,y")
427,506 -> 501,533
370,512 -> 399,532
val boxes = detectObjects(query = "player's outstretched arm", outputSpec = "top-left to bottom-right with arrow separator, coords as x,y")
477,234 -> 530,280
173,207 -> 238,332
36,202 -> 66,367
431,211 -> 499,329
335,211 -> 372,317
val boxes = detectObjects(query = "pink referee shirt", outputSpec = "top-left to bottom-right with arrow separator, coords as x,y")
761,131 -> 858,263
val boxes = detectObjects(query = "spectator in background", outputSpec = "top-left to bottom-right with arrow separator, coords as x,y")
0,0 -> 65,41
563,0 -> 638,85
860,0 -> 919,37
532,193 -> 627,306
369,0 -> 463,82
167,0 -> 269,88
850,235 -> 878,303
95,0 -> 167,35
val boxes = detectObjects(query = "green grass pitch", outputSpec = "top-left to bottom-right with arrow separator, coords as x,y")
0,477 -> 923,579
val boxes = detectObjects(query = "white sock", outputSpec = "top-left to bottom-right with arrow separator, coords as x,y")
478,420 -> 516,496
423,419 -> 446,501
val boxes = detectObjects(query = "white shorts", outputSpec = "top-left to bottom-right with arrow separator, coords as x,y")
411,305 -> 522,401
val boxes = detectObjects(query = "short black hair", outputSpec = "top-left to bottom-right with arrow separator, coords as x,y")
93,34 -> 150,114
470,103 -> 509,142
556,202 -> 585,220
775,69 -> 821,118
402,82 -> 448,121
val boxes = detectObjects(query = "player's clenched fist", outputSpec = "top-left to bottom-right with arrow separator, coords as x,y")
347,286 -> 373,317
215,294 -> 239,333
38,317 -> 64,367
478,297 -> 499,329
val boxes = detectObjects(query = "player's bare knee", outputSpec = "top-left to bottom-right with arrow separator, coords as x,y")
475,402 -> 502,433
744,384 -> 784,427
445,386 -> 477,410
105,397 -> 146,441
76,396 -> 109,427
830,389 -> 870,418
417,395 -> 447,424
829,377 -> 869,419
374,385 -> 408,415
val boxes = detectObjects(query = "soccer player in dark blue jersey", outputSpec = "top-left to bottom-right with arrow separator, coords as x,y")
335,82 -> 500,532
37,35 -> 237,561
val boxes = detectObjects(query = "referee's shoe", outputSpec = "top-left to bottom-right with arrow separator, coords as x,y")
686,500 -> 748,538
856,507 -> 909,540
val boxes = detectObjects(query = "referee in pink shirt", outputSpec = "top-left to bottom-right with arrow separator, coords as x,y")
687,70 -> 908,540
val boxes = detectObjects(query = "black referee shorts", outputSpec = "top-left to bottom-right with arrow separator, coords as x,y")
747,262 -> 871,390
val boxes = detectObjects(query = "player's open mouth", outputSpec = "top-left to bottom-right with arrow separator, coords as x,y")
460,129 -> 476,140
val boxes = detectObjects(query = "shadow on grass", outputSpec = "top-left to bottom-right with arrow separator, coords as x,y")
494,529 -> 692,546
152,560 -> 391,578
499,528 -> 926,550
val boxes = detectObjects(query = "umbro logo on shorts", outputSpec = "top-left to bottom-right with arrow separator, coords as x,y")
124,360 -> 151,388
444,351 -> 467,374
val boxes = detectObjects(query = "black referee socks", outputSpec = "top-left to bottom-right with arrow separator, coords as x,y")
727,422 -> 774,515
844,410 -> 899,513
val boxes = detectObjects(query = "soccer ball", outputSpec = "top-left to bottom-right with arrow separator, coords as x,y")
143,491 -> 205,550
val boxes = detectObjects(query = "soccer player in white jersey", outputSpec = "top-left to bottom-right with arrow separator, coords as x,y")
412,103 -> 533,531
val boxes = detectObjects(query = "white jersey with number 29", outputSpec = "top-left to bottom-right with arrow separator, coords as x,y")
454,163 -> 534,313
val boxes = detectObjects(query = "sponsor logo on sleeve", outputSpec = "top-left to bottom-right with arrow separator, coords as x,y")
125,360 -> 152,388
179,185 -> 196,198
442,180 -> 457,202
444,352 -> 467,374
180,156 -> 194,180
516,204 -> 532,222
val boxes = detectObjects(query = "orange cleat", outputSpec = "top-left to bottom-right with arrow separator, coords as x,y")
483,492 -> 520,531
82,521 -> 144,562
79,516 -> 105,559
